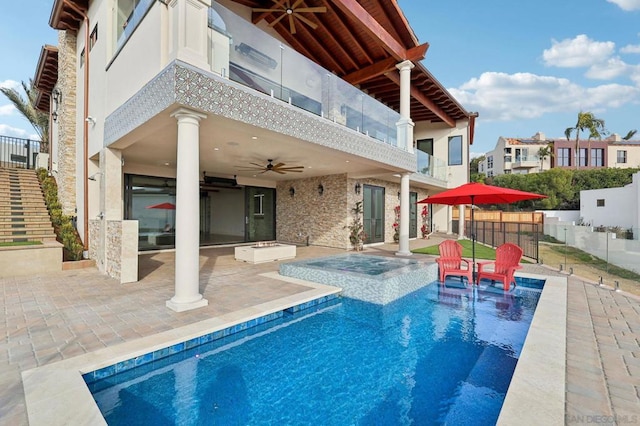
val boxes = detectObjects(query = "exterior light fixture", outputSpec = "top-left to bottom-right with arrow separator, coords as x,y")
355,182 -> 361,195
289,186 -> 295,197
397,191 -> 401,200
51,111 -> 58,122
52,88 -> 62,106
318,184 -> 324,196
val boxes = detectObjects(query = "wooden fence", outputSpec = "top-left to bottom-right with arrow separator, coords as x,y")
452,208 -> 543,224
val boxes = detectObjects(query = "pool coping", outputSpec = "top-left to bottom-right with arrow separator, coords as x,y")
497,272 -> 567,425
22,271 -> 567,425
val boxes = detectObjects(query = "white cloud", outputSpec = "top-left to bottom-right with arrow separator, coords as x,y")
585,57 -> 629,79
606,0 -> 640,11
0,104 -> 15,116
0,79 -> 20,90
0,124 -> 31,138
450,71 -> 640,122
621,44 -> 640,54
543,35 -> 615,68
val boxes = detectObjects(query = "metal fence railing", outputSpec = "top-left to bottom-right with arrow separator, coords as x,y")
453,220 -> 540,262
0,135 -> 40,169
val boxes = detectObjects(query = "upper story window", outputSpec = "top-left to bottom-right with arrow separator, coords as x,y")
578,148 -> 588,167
448,135 -> 462,166
590,148 -> 604,167
416,139 -> 433,156
558,148 -> 571,166
90,24 -> 98,51
113,0 -> 154,53
487,155 -> 493,168
617,150 -> 627,163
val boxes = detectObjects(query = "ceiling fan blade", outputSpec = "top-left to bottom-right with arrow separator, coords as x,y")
294,13 -> 318,29
249,162 -> 266,168
272,162 -> 285,168
289,14 -> 296,34
252,8 -> 280,12
277,167 -> 305,171
268,12 -> 288,27
291,0 -> 304,9
295,7 -> 327,13
273,169 -> 287,174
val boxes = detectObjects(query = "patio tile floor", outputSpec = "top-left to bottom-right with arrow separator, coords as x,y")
1,239 -> 639,425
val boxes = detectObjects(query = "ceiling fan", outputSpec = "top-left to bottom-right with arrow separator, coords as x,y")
252,0 -> 327,34
237,159 -> 304,174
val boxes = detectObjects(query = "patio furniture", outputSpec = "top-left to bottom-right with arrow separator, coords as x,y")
435,240 -> 473,285
476,243 -> 523,291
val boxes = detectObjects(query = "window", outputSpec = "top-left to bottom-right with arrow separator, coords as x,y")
448,135 -> 462,166
487,155 -> 493,168
578,148 -> 588,167
617,150 -> 627,164
558,148 -> 571,166
416,139 -> 433,155
90,24 -> 98,50
590,148 -> 604,167
597,199 -> 605,207
504,155 -> 512,163
515,148 -> 528,162
80,48 -> 85,67
254,194 -> 264,216
113,0 -> 154,53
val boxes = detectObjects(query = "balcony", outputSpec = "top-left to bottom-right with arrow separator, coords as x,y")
417,151 -> 447,181
208,3 -> 401,150
512,155 -> 540,169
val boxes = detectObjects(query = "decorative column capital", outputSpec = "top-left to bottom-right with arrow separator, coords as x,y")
170,107 -> 207,123
396,60 -> 415,72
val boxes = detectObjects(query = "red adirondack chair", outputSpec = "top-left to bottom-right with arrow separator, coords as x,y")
435,240 -> 473,285
476,243 -> 523,291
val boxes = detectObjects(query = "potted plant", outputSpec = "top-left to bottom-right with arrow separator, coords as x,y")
348,201 -> 366,251
393,205 -> 400,243
420,205 -> 429,239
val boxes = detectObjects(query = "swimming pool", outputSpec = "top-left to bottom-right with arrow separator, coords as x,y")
86,280 -> 542,425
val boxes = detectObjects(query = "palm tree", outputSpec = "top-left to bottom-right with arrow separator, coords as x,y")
564,111 -> 606,169
623,130 -> 637,140
0,79 -> 49,153
537,143 -> 553,172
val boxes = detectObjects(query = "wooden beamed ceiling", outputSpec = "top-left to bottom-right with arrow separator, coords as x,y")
235,0 -> 470,125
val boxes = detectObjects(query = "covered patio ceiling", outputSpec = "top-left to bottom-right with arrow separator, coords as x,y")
231,0 -> 471,126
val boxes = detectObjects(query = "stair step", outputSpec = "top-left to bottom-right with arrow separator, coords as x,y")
0,235 -> 57,244
0,227 -> 55,235
0,222 -> 53,229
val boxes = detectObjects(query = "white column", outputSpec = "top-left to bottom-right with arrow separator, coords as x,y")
166,108 -> 208,312
396,60 -> 415,154
458,205 -> 466,240
396,173 -> 412,256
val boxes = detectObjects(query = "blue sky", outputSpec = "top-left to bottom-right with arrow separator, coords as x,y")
1,0 -> 639,156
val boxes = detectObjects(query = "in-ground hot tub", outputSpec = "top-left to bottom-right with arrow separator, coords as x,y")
279,254 -> 437,304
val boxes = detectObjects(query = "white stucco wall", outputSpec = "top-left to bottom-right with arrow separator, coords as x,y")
539,210 -> 580,223
580,174 -> 639,229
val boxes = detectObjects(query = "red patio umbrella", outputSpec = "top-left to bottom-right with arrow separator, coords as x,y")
417,182 -> 546,275
145,202 -> 176,210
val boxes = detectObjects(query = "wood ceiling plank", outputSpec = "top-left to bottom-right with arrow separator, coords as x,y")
385,71 -> 456,127
329,0 -> 407,60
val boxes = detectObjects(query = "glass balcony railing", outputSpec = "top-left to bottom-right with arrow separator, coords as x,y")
208,2 -> 400,149
417,151 -> 447,181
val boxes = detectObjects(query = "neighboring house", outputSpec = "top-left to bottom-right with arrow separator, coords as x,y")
481,132 -> 640,177
580,171 -> 640,234
35,0 -> 475,311
480,132 -> 550,177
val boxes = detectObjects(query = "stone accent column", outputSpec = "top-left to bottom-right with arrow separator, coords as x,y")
396,60 -> 415,154
167,108 -> 208,312
396,173 -> 412,256
56,30 -> 78,216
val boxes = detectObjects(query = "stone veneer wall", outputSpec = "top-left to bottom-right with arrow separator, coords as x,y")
277,174 -> 430,249
56,30 -> 78,216
88,219 -> 102,263
106,221 -> 123,281
277,174 -> 349,249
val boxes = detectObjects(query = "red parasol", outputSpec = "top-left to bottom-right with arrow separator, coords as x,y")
145,202 -> 176,210
418,182 -> 546,274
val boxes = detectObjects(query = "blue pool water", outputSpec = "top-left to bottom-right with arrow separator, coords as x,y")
87,280 -> 542,425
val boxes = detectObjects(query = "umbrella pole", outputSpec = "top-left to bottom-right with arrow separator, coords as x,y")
471,195 -> 476,283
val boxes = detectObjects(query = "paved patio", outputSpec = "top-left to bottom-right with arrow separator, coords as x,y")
1,238 -> 639,425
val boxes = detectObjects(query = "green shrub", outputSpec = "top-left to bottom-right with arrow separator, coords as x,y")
36,169 -> 84,261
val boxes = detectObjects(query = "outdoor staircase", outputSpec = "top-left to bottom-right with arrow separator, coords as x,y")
0,168 -> 56,243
